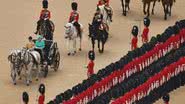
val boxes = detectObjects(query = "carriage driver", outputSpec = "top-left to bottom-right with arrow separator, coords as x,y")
35,35 -> 46,63
35,0 -> 51,34
68,2 -> 81,35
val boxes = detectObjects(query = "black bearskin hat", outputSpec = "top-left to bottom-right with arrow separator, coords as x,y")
39,83 -> 45,95
132,25 -> 139,37
173,25 -> 180,35
71,2 -> 78,11
88,50 -> 95,60
28,36 -> 32,40
42,0 -> 48,9
48,100 -> 54,104
144,17 -> 150,27
22,91 -> 29,103
162,93 -> 170,102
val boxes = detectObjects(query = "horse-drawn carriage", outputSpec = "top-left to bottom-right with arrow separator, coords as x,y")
42,40 -> 60,77
8,40 -> 60,85
8,18 -> 60,85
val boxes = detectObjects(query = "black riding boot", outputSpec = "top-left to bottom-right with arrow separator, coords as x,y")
73,22 -> 81,36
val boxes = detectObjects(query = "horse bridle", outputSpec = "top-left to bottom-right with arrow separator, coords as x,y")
21,49 -> 31,65
9,52 -> 22,72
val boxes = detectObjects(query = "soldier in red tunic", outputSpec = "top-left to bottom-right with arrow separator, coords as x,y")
35,0 -> 51,34
69,2 -> 81,35
87,51 -> 95,78
131,25 -> 139,50
142,17 -> 150,44
38,84 -> 45,104
22,91 -> 29,104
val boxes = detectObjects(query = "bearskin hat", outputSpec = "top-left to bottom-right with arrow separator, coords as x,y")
162,93 -> 170,102
63,89 -> 73,100
55,94 -> 63,103
28,36 -> 32,40
144,17 -> 151,27
132,25 -> 139,37
173,25 -> 180,35
42,0 -> 48,9
48,100 -> 54,104
39,84 -> 45,95
71,2 -> 78,11
22,92 -> 29,103
88,50 -> 95,61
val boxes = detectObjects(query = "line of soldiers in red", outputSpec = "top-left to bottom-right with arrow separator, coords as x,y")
62,24 -> 185,104
112,56 -> 185,104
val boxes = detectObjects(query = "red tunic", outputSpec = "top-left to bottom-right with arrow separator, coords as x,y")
97,0 -> 110,6
87,60 -> 94,78
38,95 -> 45,104
131,36 -> 138,50
142,27 -> 149,43
69,11 -> 79,23
40,9 -> 51,20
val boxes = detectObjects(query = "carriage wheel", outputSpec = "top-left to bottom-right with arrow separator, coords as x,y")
43,65 -> 48,78
53,51 -> 60,72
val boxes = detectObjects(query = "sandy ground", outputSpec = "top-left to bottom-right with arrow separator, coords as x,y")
0,0 -> 185,104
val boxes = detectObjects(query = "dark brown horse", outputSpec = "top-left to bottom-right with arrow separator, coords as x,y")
161,0 -> 176,20
143,0 -> 160,17
121,0 -> 130,16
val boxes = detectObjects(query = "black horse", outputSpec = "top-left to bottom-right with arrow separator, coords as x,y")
121,0 -> 130,16
36,19 -> 55,40
88,23 -> 108,53
161,0 -> 175,20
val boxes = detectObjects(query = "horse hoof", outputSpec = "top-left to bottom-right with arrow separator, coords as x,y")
36,79 -> 38,81
13,83 -> 16,85
19,77 -> 22,80
79,48 -> 82,51
27,84 -> 29,86
67,53 -> 71,56
74,51 -> 77,53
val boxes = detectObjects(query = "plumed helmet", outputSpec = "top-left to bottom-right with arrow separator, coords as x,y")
71,2 -> 78,11
39,83 -> 45,94
22,91 -> 29,103
42,0 -> 48,9
144,17 -> 150,27
132,25 -> 139,37
88,50 -> 95,60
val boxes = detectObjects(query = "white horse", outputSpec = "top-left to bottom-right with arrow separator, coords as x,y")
64,22 -> 83,56
98,5 -> 113,31
8,49 -> 22,85
19,48 -> 42,86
